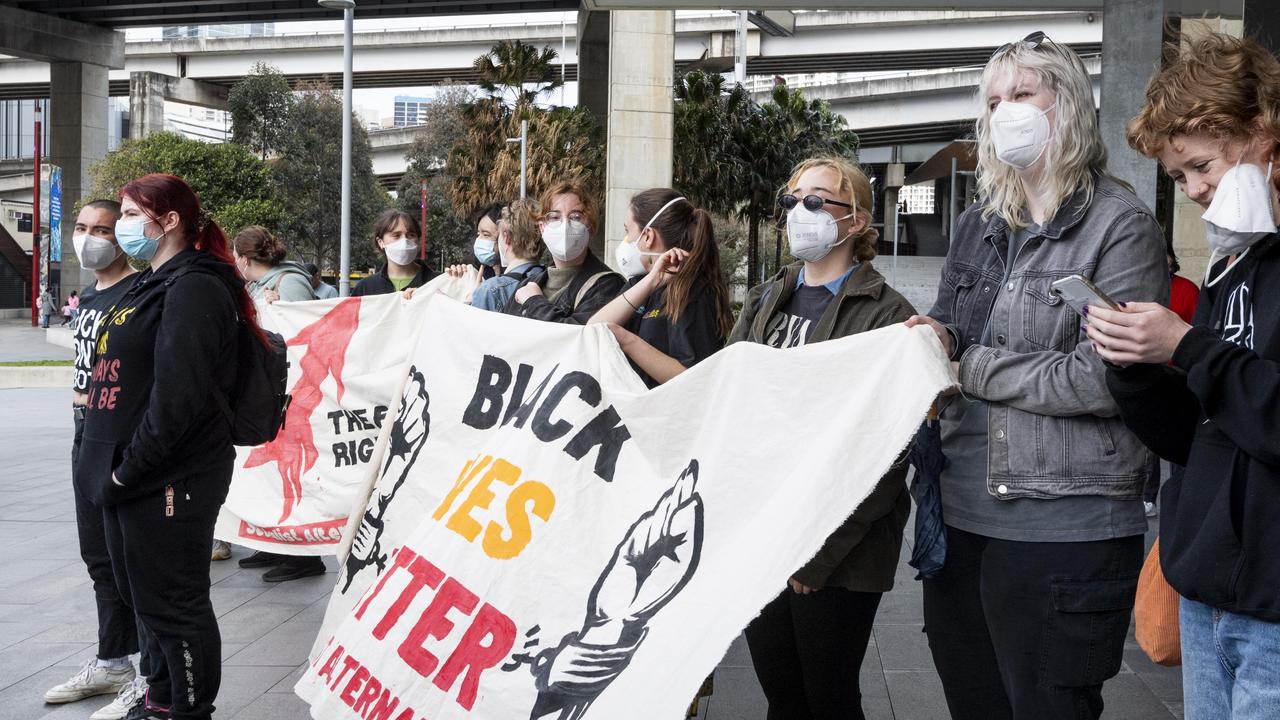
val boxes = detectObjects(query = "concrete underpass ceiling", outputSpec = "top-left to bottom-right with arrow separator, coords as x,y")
585,0 -> 1240,12
0,0 -> 577,28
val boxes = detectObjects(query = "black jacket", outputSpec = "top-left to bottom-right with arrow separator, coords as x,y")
75,249 -> 239,505
1107,234 -> 1280,620
503,250 -> 624,325
351,263 -> 437,296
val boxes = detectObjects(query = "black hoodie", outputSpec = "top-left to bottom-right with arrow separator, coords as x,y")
75,248 -> 239,506
1106,234 -> 1280,621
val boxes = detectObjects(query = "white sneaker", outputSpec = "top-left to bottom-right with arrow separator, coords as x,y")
1144,501 -> 1158,517
90,676 -> 149,720
211,539 -> 232,561
44,659 -> 135,703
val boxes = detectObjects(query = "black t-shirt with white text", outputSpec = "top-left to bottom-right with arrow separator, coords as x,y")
624,277 -> 724,388
71,275 -> 138,393
763,283 -> 837,348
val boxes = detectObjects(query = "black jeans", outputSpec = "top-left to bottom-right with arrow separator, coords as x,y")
922,526 -> 1142,720
103,465 -> 230,719
73,407 -> 149,664
744,586 -> 883,720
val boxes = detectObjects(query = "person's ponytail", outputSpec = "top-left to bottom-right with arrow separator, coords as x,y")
664,207 -> 733,341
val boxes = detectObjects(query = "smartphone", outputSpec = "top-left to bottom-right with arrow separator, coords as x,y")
1050,274 -> 1119,317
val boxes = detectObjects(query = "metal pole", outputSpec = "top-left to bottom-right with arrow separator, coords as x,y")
735,11 -> 748,86
560,17 -> 567,106
338,6 -> 354,296
519,119 -> 528,200
948,157 -> 958,239
31,104 -> 41,327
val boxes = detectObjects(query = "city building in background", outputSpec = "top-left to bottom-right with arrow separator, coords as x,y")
392,95 -> 432,127
162,23 -> 276,40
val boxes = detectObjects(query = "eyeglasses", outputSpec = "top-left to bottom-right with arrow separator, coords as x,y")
991,31 -> 1050,60
778,194 -> 853,212
543,211 -> 586,224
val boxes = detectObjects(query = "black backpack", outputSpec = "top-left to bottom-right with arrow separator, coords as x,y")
166,266 -> 291,446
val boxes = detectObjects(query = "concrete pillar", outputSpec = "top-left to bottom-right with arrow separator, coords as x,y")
129,72 -> 167,138
601,11 -> 675,268
577,10 -> 611,255
1244,0 -> 1280,54
49,61 -> 109,294
1099,0 -> 1164,213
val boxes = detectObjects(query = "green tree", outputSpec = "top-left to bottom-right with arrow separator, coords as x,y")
674,71 -> 859,288
448,40 -> 601,219
228,62 -> 296,161
395,86 -> 476,265
87,130 -> 283,236
272,81 -> 389,274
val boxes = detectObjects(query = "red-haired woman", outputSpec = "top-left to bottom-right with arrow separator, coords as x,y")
74,173 -> 264,720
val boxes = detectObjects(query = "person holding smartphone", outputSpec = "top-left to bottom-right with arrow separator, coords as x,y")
904,32 -> 1167,719
1087,32 -> 1280,719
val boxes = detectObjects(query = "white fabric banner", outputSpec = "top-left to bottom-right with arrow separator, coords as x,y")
293,295 -> 953,720
214,273 -> 478,555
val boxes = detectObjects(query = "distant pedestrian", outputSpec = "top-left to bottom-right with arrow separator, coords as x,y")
232,226 -> 317,304
63,290 -> 79,325
351,209 -> 435,296
304,262 -> 338,299
38,286 -> 55,328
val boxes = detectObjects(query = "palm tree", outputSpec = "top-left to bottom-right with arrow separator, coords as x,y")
472,40 -> 563,109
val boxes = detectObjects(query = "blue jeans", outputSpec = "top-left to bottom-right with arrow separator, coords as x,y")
1181,597 -> 1280,719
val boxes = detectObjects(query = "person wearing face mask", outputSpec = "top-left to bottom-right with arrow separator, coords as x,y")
586,189 -> 732,388
729,157 -> 915,720
505,181 -> 624,323
902,33 -> 1167,720
44,199 -> 154,720
471,201 -> 506,280
1086,33 -> 1280,719
232,226 -> 317,304
73,173 -> 270,720
471,200 -> 547,312
351,209 -> 435,296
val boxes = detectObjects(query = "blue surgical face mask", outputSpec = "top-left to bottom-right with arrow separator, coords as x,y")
115,216 -> 163,261
473,236 -> 498,266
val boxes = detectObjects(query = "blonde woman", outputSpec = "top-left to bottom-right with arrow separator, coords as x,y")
732,156 -> 915,720
904,32 -> 1167,719
1088,33 -> 1280,719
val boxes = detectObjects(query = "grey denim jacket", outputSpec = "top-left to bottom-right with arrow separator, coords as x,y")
928,174 -> 1168,500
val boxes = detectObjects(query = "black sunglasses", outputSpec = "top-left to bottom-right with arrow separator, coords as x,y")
778,194 -> 853,212
991,31 -> 1049,60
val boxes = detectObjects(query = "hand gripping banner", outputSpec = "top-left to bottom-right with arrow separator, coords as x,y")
214,273 -> 478,555
294,295 -> 953,720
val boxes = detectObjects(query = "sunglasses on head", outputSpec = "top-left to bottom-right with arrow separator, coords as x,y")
991,31 -> 1050,60
778,194 -> 853,212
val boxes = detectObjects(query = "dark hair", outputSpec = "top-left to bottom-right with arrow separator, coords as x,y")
233,225 -> 287,266
120,173 -> 267,347
371,209 -> 421,249
303,262 -> 320,276
84,199 -> 122,218
630,188 -> 733,339
473,201 -> 508,228
1165,234 -> 1180,274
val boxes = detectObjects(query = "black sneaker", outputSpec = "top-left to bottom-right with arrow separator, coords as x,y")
262,557 -> 327,583
238,551 -> 286,569
122,691 -> 169,720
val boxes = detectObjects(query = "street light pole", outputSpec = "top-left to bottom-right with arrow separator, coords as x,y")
319,0 -> 356,296
505,119 -> 528,200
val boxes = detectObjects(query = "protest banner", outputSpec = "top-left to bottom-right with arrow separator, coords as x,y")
214,273 -> 477,555
294,295 -> 953,720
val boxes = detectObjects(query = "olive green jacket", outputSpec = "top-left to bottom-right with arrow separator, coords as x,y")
729,260 -> 915,592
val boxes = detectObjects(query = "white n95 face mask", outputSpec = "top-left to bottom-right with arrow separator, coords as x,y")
990,101 -> 1056,170
383,238 -> 419,266
73,234 -> 121,270
787,204 -> 852,263
543,219 -> 589,262
1202,160 -> 1277,287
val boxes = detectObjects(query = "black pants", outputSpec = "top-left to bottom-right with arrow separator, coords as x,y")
73,408 -> 152,665
103,466 -> 230,719
744,586 -> 883,720
922,526 -> 1142,720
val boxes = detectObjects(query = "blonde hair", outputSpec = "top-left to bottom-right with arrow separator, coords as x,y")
1127,33 -> 1280,158
782,156 -> 879,262
975,38 -> 1111,229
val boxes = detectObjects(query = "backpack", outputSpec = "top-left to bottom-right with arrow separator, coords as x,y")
166,265 -> 291,446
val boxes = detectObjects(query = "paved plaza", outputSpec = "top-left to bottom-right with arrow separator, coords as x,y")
0,320 -> 1184,719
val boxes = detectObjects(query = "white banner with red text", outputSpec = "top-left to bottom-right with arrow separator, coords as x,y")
294,296 -> 953,720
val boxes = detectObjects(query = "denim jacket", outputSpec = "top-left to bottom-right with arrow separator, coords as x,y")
929,174 -> 1168,500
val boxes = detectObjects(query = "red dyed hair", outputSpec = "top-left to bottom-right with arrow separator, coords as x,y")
120,173 -> 268,346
